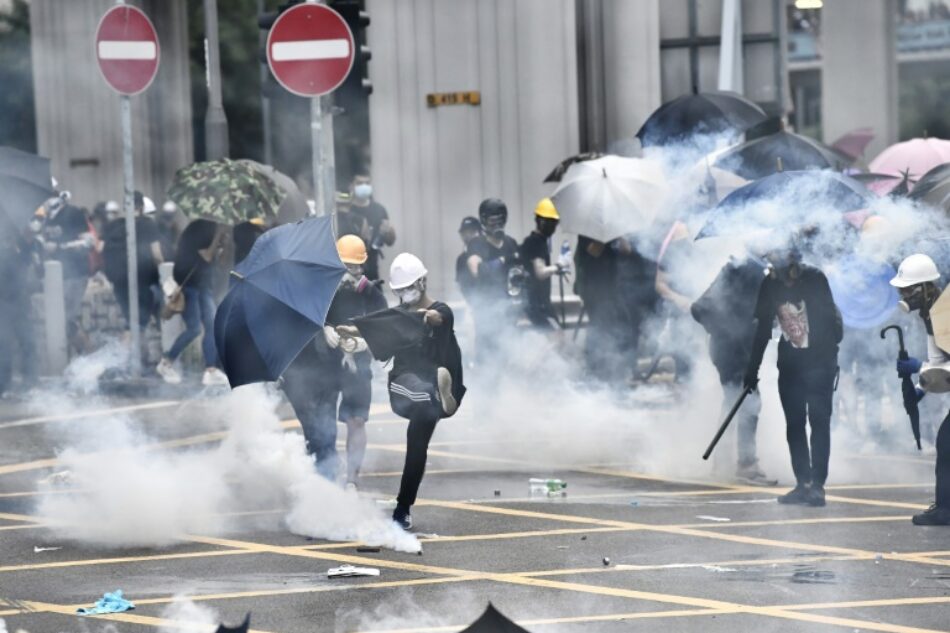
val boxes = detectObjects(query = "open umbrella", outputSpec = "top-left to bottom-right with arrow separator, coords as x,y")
213,216 -> 346,388
459,604 -> 531,633
0,173 -> 57,229
0,146 -> 52,189
881,325 -> 922,450
827,256 -> 898,330
869,137 -> 950,194
350,307 -> 427,362
215,614 -> 250,633
551,155 -> 667,243
908,162 -> 950,212
636,90 -> 766,148
831,127 -> 875,162
696,170 -> 871,240
238,159 -> 310,224
713,130 -> 850,180
543,151 -> 602,183
168,158 -> 283,225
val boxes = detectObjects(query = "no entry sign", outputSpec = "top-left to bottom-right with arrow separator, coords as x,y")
267,3 -> 354,97
95,5 -> 160,96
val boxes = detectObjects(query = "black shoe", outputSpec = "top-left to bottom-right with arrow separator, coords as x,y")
912,504 -> 950,526
777,484 -> 810,505
392,505 -> 412,531
806,485 -> 826,507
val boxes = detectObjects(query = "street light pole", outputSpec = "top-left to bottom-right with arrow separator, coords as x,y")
203,0 -> 229,159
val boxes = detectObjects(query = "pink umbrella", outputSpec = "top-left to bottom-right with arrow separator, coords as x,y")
869,137 -> 950,194
831,127 -> 875,161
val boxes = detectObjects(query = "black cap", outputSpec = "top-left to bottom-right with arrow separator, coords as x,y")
458,216 -> 481,233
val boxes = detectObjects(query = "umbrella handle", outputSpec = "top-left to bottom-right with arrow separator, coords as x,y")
880,324 -> 905,354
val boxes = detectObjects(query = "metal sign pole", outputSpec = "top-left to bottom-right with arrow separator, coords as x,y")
321,94 -> 337,220
120,95 -> 141,376
310,96 -> 324,216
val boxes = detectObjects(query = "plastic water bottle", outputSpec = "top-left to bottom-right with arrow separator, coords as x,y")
529,478 -> 568,497
559,240 -> 572,269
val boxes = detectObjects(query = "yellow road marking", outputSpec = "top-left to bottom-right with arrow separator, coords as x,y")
0,549 -> 250,573
0,512 -> 39,523
780,595 -> 950,611
0,401 -> 181,430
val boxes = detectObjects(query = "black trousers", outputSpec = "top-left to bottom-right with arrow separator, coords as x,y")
937,409 -> 950,508
390,371 -> 441,509
396,415 -> 439,509
777,361 -> 836,486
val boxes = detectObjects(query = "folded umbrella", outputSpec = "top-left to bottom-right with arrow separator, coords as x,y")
214,216 -> 346,388
460,603 -> 531,633
695,170 -> 871,240
881,325 -> 922,450
168,158 -> 283,225
869,137 -> 950,194
636,90 -> 766,149
713,130 -> 850,180
0,146 -> 52,189
551,155 -> 667,243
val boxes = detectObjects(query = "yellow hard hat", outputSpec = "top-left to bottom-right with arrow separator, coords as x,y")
337,234 -> 368,265
535,197 -> 559,220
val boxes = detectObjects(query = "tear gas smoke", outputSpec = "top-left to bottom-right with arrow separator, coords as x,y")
157,596 -> 219,633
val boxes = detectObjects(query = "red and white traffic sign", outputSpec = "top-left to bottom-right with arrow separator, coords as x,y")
95,5 -> 160,96
267,3 -> 354,98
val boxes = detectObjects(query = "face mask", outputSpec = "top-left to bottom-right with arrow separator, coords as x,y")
395,286 -> 421,306
354,183 -> 372,199
538,219 -> 558,238
899,285 -> 936,314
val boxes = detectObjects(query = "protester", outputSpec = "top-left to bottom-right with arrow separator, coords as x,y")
465,198 -> 520,364
455,216 -> 481,303
520,198 -> 568,330
156,220 -> 228,386
888,253 -> 950,526
338,252 -> 465,530
349,172 -> 396,281
334,192 -> 371,244
744,246 -> 842,507
692,256 -> 775,485
574,235 -> 619,382
612,235 -> 659,383
101,192 -> 163,330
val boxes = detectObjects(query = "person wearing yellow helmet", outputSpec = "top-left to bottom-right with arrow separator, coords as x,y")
282,234 -> 387,486
519,198 -> 569,329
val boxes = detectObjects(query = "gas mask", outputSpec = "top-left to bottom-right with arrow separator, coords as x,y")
394,279 -> 425,306
482,215 -> 506,239
353,183 -> 373,200
342,264 -> 370,292
898,283 -> 938,315
766,249 -> 802,285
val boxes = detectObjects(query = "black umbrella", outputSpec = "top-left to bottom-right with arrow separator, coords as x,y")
543,152 -> 602,183
713,130 -> 850,180
0,146 -> 52,189
908,162 -> 950,211
0,173 -> 57,229
350,307 -> 427,362
459,603 -> 531,633
881,325 -> 922,450
635,90 -> 766,148
215,614 -> 250,633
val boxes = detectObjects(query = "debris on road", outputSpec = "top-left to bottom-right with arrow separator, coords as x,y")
76,590 -> 134,615
695,515 -> 731,522
529,478 -> 567,497
216,613 -> 250,633
494,489 -> 501,497
630,500 -> 640,507
602,556 -> 610,566
327,565 -> 380,578
356,546 -> 381,553
33,546 -> 62,553
39,470 -> 75,486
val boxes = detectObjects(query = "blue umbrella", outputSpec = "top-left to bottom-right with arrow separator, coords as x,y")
695,170 -> 871,240
213,216 -> 345,388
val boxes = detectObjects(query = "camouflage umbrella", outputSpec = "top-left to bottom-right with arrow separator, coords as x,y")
167,159 -> 283,224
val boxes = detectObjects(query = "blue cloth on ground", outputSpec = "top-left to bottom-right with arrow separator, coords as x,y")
76,590 -> 135,615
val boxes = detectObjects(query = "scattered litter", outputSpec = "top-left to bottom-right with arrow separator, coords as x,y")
629,500 -> 639,507
695,515 -> 731,522
327,565 -> 380,578
375,499 -> 398,510
216,613 -> 250,633
602,557 -> 610,566
39,470 -> 75,486
33,546 -> 62,553
701,565 -> 738,573
875,553 -> 884,563
494,489 -> 501,497
556,545 -> 570,550
77,590 -> 134,615
580,535 -> 587,541
529,478 -> 567,497
356,546 -> 381,553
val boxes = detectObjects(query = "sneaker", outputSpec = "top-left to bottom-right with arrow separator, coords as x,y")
736,463 -> 778,487
392,506 -> 412,531
156,358 -> 182,384
777,484 -> 811,505
912,504 -> 950,526
806,485 -> 826,507
436,367 -> 457,415
202,367 -> 229,387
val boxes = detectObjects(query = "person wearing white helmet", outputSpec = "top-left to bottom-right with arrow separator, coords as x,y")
890,253 -> 950,526
337,252 -> 466,530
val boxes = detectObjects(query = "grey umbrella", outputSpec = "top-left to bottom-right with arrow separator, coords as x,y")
0,146 -> 52,189
238,159 -> 310,225
0,173 -> 56,229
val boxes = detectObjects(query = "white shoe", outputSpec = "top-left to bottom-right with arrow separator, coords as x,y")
156,359 -> 182,384
437,367 -> 457,415
202,367 -> 229,387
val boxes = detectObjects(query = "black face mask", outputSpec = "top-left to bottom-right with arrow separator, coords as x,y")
537,219 -> 558,238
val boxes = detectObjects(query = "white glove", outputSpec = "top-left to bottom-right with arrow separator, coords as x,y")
342,352 -> 358,373
339,335 -> 368,354
323,325 -> 341,349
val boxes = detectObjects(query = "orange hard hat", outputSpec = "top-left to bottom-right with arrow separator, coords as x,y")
337,234 -> 368,264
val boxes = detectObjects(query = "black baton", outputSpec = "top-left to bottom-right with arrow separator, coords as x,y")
703,385 -> 754,461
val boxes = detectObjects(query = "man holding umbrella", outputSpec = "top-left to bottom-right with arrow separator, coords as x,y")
744,244 -> 842,507
888,254 -> 950,526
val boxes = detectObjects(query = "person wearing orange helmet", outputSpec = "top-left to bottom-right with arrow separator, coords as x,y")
282,235 -> 387,485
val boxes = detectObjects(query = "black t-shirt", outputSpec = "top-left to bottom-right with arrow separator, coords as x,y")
350,201 -> 389,281
752,264 -> 843,368
102,216 -> 160,284
47,205 -> 90,279
520,231 -> 554,320
392,301 -> 465,402
456,251 -> 476,301
467,234 -> 520,300
326,280 -> 388,371
233,222 -> 264,266
335,211 -> 368,241
174,220 -> 218,288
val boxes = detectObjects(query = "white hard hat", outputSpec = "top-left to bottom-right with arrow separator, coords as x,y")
389,252 -> 428,289
105,200 -> 120,212
890,254 -> 941,288
143,196 -> 157,214
162,200 -> 177,214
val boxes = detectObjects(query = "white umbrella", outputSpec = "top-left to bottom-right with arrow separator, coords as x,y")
551,155 -> 667,243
